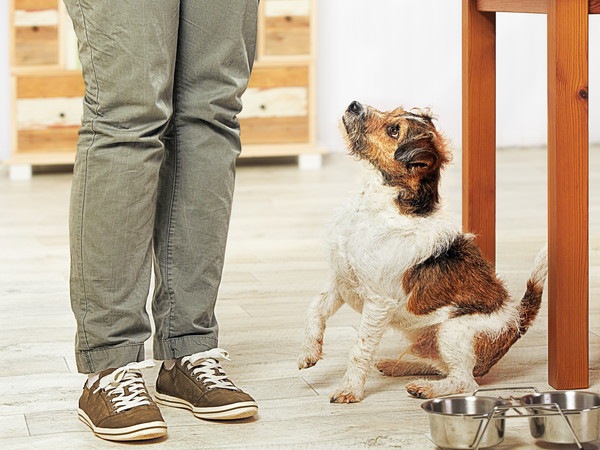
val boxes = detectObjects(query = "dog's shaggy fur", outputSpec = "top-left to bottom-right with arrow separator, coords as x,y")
298,101 -> 547,403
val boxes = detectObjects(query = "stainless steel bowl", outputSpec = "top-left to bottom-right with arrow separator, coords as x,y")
421,396 -> 511,449
520,390 -> 600,444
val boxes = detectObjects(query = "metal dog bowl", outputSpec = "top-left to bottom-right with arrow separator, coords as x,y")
520,390 -> 600,444
421,396 -> 511,449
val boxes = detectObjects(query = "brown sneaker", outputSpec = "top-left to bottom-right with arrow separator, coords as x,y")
155,348 -> 258,420
78,360 -> 167,441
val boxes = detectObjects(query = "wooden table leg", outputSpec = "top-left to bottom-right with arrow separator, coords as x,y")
462,0 -> 496,264
547,0 -> 589,389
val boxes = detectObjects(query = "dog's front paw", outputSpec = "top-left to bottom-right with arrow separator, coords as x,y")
406,380 -> 436,399
297,350 -> 321,370
330,386 -> 364,404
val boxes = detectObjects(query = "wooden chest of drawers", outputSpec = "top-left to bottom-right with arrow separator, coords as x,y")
7,0 -> 324,179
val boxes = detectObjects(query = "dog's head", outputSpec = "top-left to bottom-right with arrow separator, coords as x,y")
341,101 -> 451,216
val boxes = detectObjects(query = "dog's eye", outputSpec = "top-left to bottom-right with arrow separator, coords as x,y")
387,125 -> 400,139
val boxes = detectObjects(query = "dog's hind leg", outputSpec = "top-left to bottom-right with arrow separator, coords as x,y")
298,282 -> 344,370
377,356 -> 444,377
330,297 -> 396,403
406,369 -> 478,399
377,326 -> 445,377
406,323 -> 478,399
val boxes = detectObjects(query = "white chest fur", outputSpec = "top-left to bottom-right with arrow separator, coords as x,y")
326,174 -> 461,309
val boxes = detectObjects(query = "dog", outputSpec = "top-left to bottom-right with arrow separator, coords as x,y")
298,101 -> 547,403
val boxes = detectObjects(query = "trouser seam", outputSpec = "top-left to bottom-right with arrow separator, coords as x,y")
74,0 -> 102,353
165,84 -> 181,352
156,337 -> 218,342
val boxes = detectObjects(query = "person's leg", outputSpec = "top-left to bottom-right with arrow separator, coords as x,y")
152,0 -> 258,359
66,0 -> 180,374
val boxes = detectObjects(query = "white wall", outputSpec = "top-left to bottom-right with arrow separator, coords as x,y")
317,0 -> 463,152
317,0 -> 600,153
0,1 -> 599,161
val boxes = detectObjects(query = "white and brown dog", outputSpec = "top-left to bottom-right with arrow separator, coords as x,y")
298,101 -> 547,403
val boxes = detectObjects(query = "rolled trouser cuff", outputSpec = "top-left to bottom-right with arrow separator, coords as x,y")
76,343 -> 145,374
152,335 -> 218,361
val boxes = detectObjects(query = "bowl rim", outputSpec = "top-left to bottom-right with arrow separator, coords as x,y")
421,395 -> 512,417
519,390 -> 600,412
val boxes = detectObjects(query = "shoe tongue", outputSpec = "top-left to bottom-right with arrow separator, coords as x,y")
96,366 -> 147,397
187,356 -> 217,367
99,360 -> 154,385
98,367 -> 118,377
87,367 -> 117,389
187,348 -> 230,365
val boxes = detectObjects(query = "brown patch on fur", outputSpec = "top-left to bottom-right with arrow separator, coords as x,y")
377,359 -> 442,377
341,102 -> 451,216
403,235 -> 508,316
473,277 -> 545,377
519,279 -> 544,333
473,327 -> 520,377
411,326 -> 440,360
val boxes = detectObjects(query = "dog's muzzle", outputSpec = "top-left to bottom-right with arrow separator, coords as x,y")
342,101 -> 365,133
347,101 -> 364,116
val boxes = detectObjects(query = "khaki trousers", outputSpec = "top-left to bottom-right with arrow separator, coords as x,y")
64,0 -> 258,373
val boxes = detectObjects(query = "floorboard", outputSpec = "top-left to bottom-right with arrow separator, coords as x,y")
1,146 -> 599,449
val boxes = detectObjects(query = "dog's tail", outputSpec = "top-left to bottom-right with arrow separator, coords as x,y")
518,245 -> 548,334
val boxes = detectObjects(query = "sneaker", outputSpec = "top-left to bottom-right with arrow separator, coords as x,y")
78,360 -> 167,441
155,348 -> 258,420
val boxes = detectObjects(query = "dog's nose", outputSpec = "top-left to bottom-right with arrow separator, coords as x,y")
348,101 -> 364,115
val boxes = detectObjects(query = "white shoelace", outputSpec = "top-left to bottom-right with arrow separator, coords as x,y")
94,360 -> 154,413
182,348 -> 239,391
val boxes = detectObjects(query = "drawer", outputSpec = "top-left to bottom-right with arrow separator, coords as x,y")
263,0 -> 311,56
14,71 -> 83,153
15,71 -> 85,99
13,0 -> 60,66
240,64 -> 309,144
240,116 -> 309,145
248,64 -> 309,88
15,0 -> 58,9
17,127 -> 80,153
16,94 -> 82,153
243,65 -> 308,118
16,96 -> 83,130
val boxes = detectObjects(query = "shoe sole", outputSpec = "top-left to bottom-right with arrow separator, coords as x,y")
154,391 -> 258,420
78,409 -> 167,441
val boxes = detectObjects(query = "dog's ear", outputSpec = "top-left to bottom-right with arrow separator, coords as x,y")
394,135 -> 439,171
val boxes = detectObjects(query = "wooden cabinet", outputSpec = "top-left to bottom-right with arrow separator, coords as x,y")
238,0 -> 322,165
6,0 -> 323,180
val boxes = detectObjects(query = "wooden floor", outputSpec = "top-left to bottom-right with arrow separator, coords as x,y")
1,146 -> 600,449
